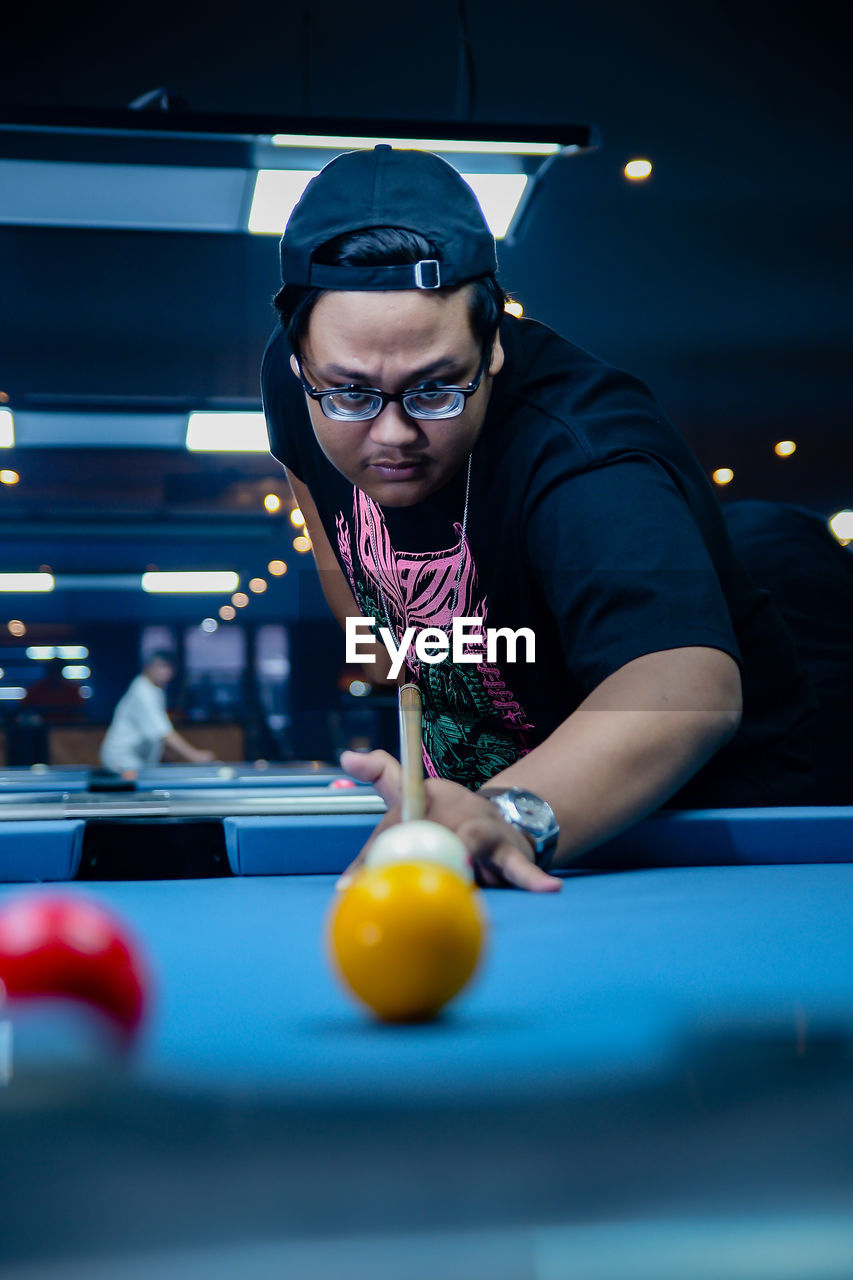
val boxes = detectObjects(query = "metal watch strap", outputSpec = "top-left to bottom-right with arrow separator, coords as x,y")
478,786 -> 559,868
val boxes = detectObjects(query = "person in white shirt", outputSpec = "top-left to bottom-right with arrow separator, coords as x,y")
100,651 -> 215,775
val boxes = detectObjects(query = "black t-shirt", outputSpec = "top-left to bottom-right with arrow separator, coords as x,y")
262,314 -> 816,806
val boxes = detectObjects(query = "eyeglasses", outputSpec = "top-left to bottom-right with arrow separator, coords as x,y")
295,345 -> 490,422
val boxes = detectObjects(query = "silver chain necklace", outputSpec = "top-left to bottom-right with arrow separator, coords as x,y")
365,452 -> 473,641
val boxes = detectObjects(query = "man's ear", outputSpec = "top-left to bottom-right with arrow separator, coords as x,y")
489,333 -> 505,378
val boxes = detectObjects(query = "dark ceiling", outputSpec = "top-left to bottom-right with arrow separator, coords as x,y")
1,0 -> 851,546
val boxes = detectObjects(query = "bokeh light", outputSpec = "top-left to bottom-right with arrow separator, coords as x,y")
268,560 -> 287,576
231,592 -> 249,608
828,510 -> 853,545
504,300 -> 524,318
293,535 -> 312,554
289,508 -> 305,527
624,159 -> 653,181
218,604 -> 236,621
264,494 -> 281,513
712,468 -> 734,486
249,578 -> 267,593
0,470 -> 19,485
7,620 -> 25,637
774,440 -> 797,457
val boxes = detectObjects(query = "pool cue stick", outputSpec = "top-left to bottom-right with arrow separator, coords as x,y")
398,683 -> 425,823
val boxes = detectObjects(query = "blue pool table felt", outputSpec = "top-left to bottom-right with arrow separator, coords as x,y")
5,865 -> 851,1108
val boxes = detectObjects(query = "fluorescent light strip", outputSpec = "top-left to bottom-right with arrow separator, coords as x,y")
186,411 -> 269,453
0,688 -> 26,701
14,574 -> 235,593
271,134 -> 560,156
465,173 -> 528,239
0,409 -> 14,448
249,170 -> 527,239
0,159 -> 251,232
247,171 -> 319,234
0,573 -> 54,592
26,646 -> 90,660
12,409 -> 188,449
141,572 -> 240,594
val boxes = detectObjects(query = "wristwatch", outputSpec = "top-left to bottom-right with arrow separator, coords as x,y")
478,786 -> 560,867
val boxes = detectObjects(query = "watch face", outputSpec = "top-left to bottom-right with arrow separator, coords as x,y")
514,791 -> 552,836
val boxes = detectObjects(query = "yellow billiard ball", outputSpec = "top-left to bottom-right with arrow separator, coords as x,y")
328,862 -> 485,1023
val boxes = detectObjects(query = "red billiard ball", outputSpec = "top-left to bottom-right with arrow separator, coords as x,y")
329,778 -> 357,790
0,894 -> 148,1039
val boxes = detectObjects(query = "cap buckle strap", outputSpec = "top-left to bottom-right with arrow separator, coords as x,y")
414,259 -> 441,289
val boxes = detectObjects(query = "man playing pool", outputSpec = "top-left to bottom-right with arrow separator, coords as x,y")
262,145 -> 816,890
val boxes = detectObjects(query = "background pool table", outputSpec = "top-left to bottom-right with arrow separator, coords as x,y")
0,760 -> 364,793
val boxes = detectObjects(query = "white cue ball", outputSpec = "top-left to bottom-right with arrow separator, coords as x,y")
365,820 -> 473,883
217,765 -> 236,780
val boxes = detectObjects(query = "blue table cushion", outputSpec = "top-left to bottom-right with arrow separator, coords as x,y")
224,814 -> 381,875
589,807 -> 853,868
0,821 -> 86,881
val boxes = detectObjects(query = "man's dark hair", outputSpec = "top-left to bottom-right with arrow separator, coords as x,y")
145,650 -> 175,668
273,227 -> 507,353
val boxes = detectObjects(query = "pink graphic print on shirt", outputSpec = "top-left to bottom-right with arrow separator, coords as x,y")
336,488 -> 533,787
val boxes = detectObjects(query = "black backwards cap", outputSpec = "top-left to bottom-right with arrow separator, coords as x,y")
279,144 -> 498,292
